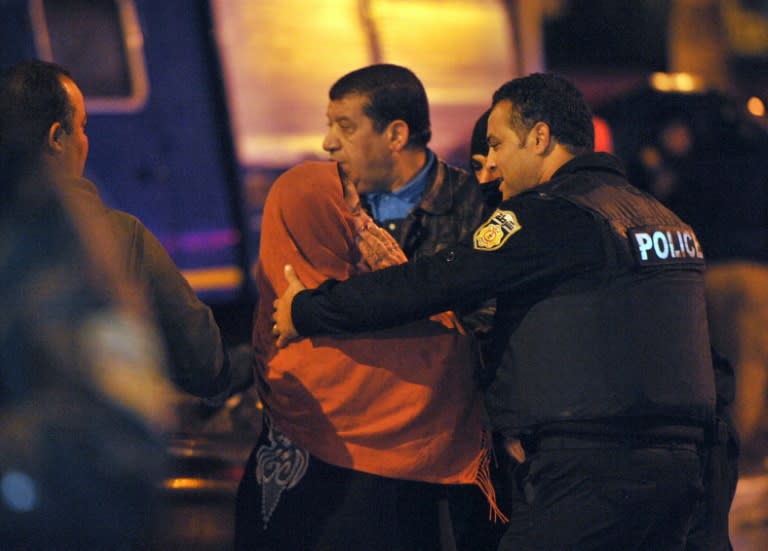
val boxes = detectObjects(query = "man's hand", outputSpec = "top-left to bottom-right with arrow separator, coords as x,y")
342,174 -> 362,213
340,173 -> 406,271
357,223 -> 407,269
504,437 -> 526,464
272,264 -> 306,348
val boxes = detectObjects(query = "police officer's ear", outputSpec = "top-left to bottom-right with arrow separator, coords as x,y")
387,120 -> 410,152
531,122 -> 553,154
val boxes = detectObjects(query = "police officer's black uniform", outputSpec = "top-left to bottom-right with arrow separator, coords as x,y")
290,152 -> 716,550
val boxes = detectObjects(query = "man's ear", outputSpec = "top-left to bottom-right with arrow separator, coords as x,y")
387,120 -> 410,152
47,122 -> 64,152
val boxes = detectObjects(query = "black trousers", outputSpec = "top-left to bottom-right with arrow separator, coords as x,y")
234,427 -> 444,551
498,443 -> 704,551
684,423 -> 739,551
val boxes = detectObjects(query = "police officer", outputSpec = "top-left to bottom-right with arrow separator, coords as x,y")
273,73 -> 716,550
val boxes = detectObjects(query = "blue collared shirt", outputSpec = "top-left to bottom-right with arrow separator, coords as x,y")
363,150 -> 436,223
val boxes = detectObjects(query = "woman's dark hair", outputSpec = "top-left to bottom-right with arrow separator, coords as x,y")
470,108 -> 491,160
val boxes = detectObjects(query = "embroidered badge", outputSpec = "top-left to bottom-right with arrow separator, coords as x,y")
473,209 -> 522,251
255,423 -> 309,528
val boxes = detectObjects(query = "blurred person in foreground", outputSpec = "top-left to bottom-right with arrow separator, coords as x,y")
234,160 -> 497,550
274,73 -> 716,550
0,62 -> 176,548
0,59 -> 252,404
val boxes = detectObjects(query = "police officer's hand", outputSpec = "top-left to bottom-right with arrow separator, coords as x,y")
272,264 -> 305,348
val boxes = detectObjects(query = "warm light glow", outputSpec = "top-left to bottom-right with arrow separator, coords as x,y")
211,0 -> 514,167
181,265 -> 243,291
163,478 -> 235,492
722,0 -> 768,56
369,1 -> 512,104
747,96 -> 766,118
650,72 -> 704,93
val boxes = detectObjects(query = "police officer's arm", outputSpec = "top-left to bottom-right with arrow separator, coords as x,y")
288,196 -> 605,337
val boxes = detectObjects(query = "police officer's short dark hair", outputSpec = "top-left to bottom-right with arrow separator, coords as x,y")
0,59 -> 74,161
492,73 -> 594,154
329,64 -> 431,149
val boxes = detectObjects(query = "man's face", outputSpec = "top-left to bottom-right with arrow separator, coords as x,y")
486,100 -> 540,201
58,77 -> 89,178
322,93 -> 395,194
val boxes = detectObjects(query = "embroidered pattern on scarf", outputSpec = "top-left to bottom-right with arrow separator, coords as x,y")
255,422 -> 309,528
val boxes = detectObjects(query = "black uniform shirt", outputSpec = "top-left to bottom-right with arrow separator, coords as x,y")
292,191 -> 606,336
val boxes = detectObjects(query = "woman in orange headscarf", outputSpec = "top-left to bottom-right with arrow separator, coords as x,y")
234,161 -> 496,550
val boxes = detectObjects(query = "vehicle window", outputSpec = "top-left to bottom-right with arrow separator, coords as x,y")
29,0 -> 148,112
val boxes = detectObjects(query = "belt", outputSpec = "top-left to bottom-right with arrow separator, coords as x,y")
531,434 -> 700,452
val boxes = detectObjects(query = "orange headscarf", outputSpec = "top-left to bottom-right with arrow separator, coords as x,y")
253,161 -> 489,487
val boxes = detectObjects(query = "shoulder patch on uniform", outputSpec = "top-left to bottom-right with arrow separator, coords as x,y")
473,209 -> 522,251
